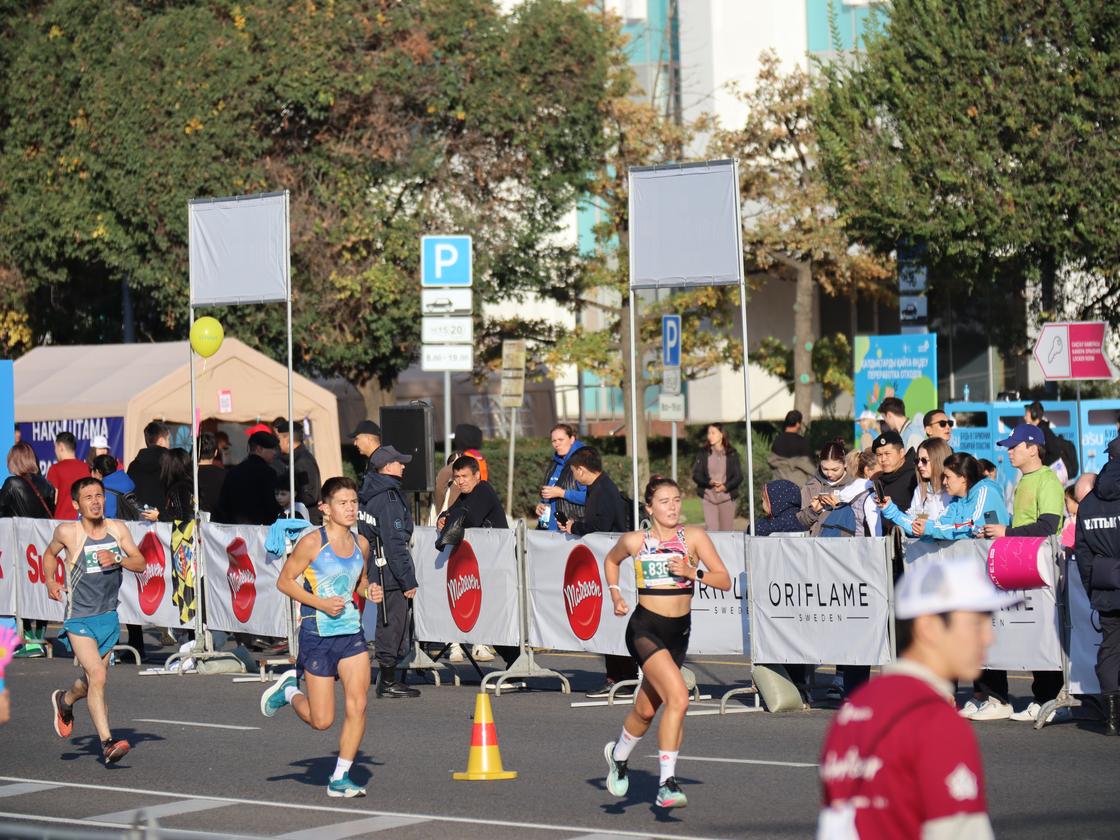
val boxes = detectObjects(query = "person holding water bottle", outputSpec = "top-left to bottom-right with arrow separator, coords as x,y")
536,424 -> 586,531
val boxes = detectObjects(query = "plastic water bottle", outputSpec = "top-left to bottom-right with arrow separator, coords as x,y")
963,384 -> 970,402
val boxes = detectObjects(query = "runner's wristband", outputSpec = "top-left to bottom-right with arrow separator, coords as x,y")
608,584 -> 621,591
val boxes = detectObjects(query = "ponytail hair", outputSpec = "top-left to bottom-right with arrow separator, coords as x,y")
818,438 -> 848,464
644,475 -> 680,506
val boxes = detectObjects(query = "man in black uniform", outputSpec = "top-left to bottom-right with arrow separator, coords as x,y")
359,446 -> 420,699
558,447 -> 637,698
1075,436 -> 1120,735
214,431 -> 283,525
274,419 -> 322,524
872,431 -> 918,538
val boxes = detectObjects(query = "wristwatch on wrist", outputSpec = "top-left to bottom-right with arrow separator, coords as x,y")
695,568 -> 704,581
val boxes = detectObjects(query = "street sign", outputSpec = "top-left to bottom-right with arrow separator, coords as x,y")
500,339 -> 528,409
421,316 -> 473,345
1033,321 -> 1116,381
421,288 -> 472,315
662,315 -> 681,367
421,235 -> 472,287
662,367 -> 681,397
659,393 -> 685,422
421,344 -> 472,372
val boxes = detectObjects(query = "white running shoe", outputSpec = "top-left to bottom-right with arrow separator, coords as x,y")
959,699 -> 982,718
1009,702 -> 1071,724
965,698 -> 1012,721
448,643 -> 464,663
472,645 -> 495,662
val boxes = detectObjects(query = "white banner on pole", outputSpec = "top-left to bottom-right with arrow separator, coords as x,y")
525,530 -> 748,656
0,519 -> 16,615
412,527 -> 519,647
628,160 -> 743,289
1068,557 -> 1103,695
749,537 -> 892,666
903,539 -> 1062,671
189,192 -> 289,306
14,518 -> 65,623
201,522 -> 287,637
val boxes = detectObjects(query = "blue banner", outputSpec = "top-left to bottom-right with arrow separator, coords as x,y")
853,335 -> 938,448
19,417 -> 126,475
0,361 -> 12,482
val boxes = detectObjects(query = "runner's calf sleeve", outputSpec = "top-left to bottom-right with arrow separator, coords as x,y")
613,728 -> 641,762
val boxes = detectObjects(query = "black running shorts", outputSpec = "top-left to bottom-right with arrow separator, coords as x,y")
625,604 -> 690,668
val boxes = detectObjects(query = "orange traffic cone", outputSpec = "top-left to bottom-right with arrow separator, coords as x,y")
452,692 -> 518,781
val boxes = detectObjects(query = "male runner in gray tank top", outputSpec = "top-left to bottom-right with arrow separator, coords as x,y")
43,477 -> 145,764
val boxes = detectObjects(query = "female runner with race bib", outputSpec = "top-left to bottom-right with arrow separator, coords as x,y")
601,476 -> 731,809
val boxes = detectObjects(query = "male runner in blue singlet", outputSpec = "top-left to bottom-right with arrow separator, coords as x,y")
44,477 -> 146,764
260,477 -> 384,797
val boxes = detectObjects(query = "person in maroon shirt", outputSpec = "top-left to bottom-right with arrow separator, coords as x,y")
818,557 -> 1022,840
46,432 -> 90,521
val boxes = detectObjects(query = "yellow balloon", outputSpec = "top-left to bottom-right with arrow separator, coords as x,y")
190,316 -> 224,358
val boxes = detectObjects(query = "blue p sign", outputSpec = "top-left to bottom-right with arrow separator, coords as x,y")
662,315 -> 681,367
421,235 -> 473,287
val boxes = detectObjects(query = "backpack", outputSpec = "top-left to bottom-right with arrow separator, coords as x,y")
819,504 -> 859,538
108,488 -> 142,521
1053,434 -> 1079,478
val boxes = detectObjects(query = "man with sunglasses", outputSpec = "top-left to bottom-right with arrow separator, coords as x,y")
924,409 -> 955,443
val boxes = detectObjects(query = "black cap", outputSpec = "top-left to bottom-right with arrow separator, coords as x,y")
350,420 -> 382,439
273,418 -> 292,434
370,445 -> 413,469
248,431 -> 279,450
871,430 -> 904,452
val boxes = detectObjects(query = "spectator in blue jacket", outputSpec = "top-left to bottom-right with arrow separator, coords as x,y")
535,424 -> 587,531
879,452 -> 1007,540
91,454 -> 137,520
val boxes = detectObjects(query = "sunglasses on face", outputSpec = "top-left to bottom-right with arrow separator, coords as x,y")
931,419 -> 954,428
918,457 -> 930,465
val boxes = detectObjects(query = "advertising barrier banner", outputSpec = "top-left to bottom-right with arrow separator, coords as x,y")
201,522 -> 287,638
525,530 -> 748,656
903,539 -> 1062,671
749,536 -> 892,666
412,526 -> 520,647
0,519 -> 15,615
1068,557 -> 1103,695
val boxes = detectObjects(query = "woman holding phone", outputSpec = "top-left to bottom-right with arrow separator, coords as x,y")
797,440 -> 855,536
879,452 -> 1008,539
601,476 -> 731,809
898,438 -> 953,537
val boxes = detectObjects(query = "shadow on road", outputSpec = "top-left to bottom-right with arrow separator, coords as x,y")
268,751 -> 382,787
60,727 -> 166,768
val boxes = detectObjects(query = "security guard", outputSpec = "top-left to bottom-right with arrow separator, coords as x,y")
357,446 -> 420,699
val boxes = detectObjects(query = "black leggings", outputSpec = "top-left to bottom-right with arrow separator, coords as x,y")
625,605 -> 690,668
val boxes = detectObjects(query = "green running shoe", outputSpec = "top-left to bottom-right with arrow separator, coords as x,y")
327,773 -> 367,798
603,741 -> 629,797
656,777 -> 687,809
260,669 -> 298,718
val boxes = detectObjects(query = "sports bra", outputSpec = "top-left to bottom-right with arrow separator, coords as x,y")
634,528 -> 694,596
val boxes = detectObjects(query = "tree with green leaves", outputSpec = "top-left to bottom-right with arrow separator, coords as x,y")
0,1 -> 612,414
815,0 -> 1120,349
711,51 -> 894,422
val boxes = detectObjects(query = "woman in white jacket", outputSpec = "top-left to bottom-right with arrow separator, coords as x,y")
902,438 -> 953,537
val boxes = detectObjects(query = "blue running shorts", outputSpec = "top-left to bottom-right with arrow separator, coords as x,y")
296,626 -> 367,680
62,611 -> 121,659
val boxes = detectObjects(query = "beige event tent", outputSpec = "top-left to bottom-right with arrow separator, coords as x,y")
14,338 -> 342,479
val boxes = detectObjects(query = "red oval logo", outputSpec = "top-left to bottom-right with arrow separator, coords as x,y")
136,532 -> 167,616
446,541 -> 482,633
225,537 -> 257,623
563,545 -> 603,641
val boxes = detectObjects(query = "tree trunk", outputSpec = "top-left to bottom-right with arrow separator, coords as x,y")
792,259 -> 815,422
356,377 -> 396,426
619,290 -> 650,498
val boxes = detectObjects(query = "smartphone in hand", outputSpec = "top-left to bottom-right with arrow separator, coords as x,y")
983,510 -> 999,526
872,480 -> 886,504
555,511 -> 569,527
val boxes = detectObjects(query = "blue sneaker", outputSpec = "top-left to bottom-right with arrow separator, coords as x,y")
260,669 -> 298,718
327,773 -> 366,798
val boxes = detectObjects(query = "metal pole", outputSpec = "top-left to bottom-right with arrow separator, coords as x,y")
189,309 -> 199,520
671,421 -> 678,483
732,160 -> 756,536
1075,380 -> 1084,474
987,345 -> 996,401
628,288 -> 641,526
285,191 -> 295,517
444,370 -> 452,467
506,405 -> 517,520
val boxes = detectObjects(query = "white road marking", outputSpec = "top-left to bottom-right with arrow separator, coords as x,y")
278,814 -> 429,838
568,835 -> 656,840
0,783 -> 59,798
0,776 -> 723,840
88,797 -> 234,823
0,811 -> 254,840
647,754 -> 818,768
133,718 -> 260,731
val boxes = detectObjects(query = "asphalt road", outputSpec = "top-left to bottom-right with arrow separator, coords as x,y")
1,643 -> 1118,840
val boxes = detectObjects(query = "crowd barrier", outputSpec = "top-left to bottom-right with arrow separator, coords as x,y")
0,517 -> 1106,715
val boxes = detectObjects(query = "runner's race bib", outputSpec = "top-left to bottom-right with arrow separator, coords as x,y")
636,552 -> 690,589
81,543 -> 122,575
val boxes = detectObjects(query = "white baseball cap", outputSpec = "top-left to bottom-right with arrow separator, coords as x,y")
91,435 -> 109,449
895,557 -> 1023,619
858,410 -> 879,422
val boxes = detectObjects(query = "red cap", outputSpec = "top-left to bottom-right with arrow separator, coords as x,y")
244,422 -> 274,437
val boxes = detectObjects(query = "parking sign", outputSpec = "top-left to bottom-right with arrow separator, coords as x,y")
421,235 -> 472,287
662,315 -> 681,367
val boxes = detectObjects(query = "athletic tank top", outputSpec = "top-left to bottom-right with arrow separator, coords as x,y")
69,533 -> 123,619
634,528 -> 694,596
300,527 -> 363,637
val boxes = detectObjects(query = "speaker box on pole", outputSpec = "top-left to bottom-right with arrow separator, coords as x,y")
379,402 -> 435,493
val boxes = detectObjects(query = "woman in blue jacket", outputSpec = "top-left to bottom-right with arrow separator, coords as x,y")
880,452 -> 1008,539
